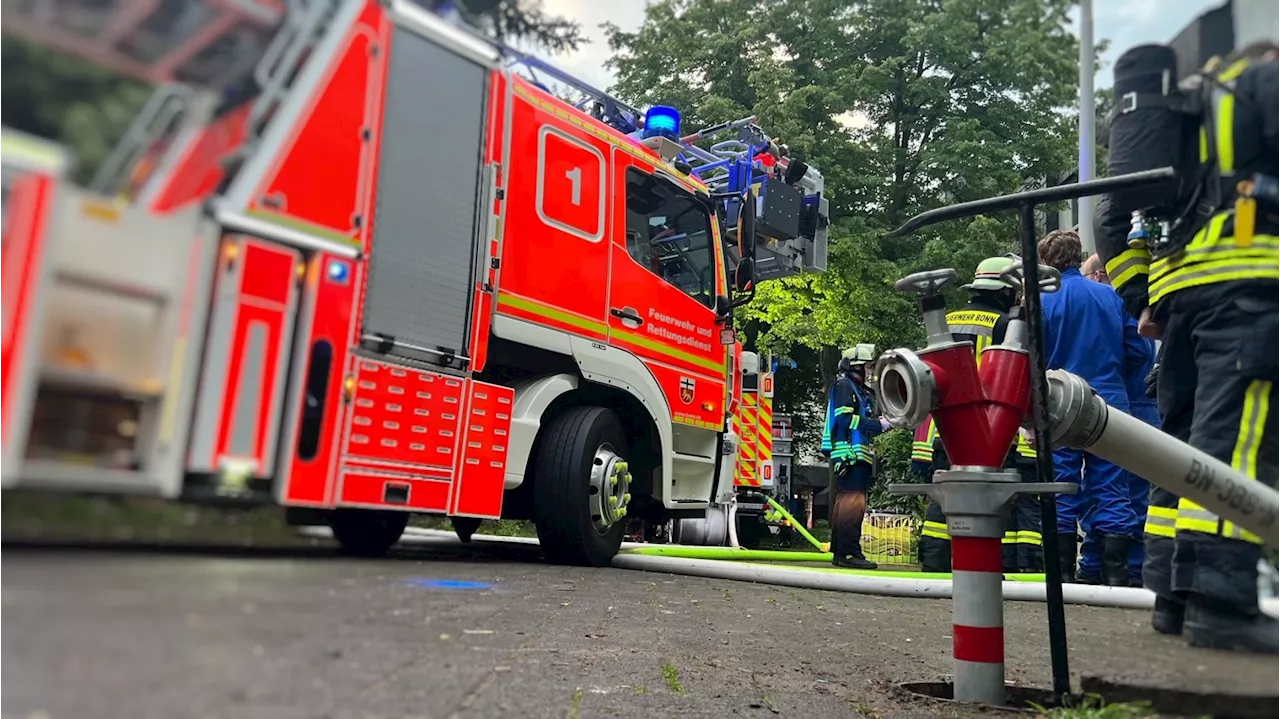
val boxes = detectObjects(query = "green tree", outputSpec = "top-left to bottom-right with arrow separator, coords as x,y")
606,0 -> 1083,482
455,0 -> 586,53
1,40 -> 152,184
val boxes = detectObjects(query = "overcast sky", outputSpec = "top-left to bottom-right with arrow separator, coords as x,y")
533,0 -> 1230,94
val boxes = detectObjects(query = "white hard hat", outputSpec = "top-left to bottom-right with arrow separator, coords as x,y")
842,343 -> 877,365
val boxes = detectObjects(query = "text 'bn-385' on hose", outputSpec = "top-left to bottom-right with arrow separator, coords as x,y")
1043,369 -> 1279,549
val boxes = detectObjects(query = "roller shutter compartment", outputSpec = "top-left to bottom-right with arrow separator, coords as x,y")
361,26 -> 489,368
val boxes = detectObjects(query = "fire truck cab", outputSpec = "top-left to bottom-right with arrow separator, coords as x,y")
0,0 -> 829,566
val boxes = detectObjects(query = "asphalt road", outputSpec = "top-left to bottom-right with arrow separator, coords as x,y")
3,540 -> 1277,719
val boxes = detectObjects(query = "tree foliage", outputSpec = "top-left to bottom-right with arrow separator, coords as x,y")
606,0 -> 1085,484
1,40 -> 152,184
455,0 -> 586,53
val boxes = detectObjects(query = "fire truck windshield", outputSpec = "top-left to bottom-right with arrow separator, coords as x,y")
625,169 -> 716,307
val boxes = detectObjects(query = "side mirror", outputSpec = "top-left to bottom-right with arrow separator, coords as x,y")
714,294 -> 731,322
737,187 -> 757,266
731,187 -> 757,308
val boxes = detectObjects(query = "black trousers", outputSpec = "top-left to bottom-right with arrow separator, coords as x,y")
1153,281 -> 1279,614
919,499 -> 951,572
917,451 -> 1043,573
1004,461 -> 1045,573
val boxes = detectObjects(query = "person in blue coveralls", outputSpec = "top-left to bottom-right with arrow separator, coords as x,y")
821,344 -> 891,570
1081,253 -> 1158,586
1037,231 -> 1150,586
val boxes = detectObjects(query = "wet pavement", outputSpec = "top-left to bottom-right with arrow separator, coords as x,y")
2,540 -> 1276,718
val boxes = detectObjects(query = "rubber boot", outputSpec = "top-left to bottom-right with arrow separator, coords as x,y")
834,553 -> 877,570
1056,533 -> 1078,584
1101,534 -> 1133,587
1151,595 -> 1185,636
1183,596 -> 1280,654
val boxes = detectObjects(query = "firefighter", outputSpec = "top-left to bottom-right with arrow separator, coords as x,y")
1096,44 -> 1278,652
821,344 -> 890,569
1038,231 -> 1149,587
1082,251 -> 1158,586
911,257 -> 1044,574
912,413 -> 950,572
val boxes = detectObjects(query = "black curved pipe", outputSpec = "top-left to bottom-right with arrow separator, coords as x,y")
885,167 -> 1177,238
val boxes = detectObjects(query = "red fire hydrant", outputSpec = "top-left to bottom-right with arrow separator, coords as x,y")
874,266 -> 1076,705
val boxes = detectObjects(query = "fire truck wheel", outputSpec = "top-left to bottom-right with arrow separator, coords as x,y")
532,406 -> 631,567
452,517 -> 482,543
328,509 -> 409,557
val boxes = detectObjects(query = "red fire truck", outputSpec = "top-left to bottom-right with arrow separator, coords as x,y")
0,0 -> 828,566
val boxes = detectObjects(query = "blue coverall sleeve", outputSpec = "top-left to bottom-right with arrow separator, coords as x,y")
857,409 -> 887,440
1121,312 -> 1149,373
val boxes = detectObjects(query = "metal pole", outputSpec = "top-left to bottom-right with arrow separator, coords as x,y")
1018,205 -> 1073,700
1078,0 -> 1096,253
951,535 -> 1007,704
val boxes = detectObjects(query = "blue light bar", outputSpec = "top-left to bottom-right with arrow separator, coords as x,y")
643,105 -> 681,139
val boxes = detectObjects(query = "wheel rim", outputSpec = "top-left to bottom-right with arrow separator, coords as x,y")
588,443 -> 632,535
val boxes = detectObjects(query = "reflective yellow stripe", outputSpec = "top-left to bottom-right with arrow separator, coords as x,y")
922,520 -> 950,540
1015,434 -> 1037,458
1216,92 -> 1235,174
1145,505 -> 1177,538
1105,248 -> 1151,290
1231,380 -> 1270,478
1147,214 -> 1280,304
1175,500 -> 1219,533
1176,382 -> 1269,544
1221,380 -> 1271,543
1003,530 -> 1042,545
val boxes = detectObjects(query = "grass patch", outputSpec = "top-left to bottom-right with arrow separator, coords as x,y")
408,515 -> 537,537
1,492 -> 306,546
1030,696 -> 1155,719
2,491 -> 540,545
661,662 -> 686,696
566,687 -> 584,719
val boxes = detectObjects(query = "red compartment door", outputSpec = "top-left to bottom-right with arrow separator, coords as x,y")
450,380 -> 513,519
336,358 -> 465,512
186,236 -> 301,477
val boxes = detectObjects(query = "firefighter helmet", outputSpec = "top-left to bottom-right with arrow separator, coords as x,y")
962,256 -> 1017,291
841,343 -> 877,366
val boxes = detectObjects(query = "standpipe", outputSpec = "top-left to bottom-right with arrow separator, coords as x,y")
875,267 -> 1076,706
875,267 -> 1280,706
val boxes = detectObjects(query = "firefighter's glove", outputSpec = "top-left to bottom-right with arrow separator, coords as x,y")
1144,363 -> 1159,400
834,460 -> 853,483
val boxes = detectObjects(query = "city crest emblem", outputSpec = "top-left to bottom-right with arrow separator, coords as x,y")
679,377 -> 695,404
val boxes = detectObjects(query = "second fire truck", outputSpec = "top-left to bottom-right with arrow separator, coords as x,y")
0,0 -> 828,566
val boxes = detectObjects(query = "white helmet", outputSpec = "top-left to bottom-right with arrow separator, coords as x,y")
842,343 -> 877,366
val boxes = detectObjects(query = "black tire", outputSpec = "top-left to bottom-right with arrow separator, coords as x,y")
532,406 -> 628,567
452,516 -> 482,543
329,509 -> 408,557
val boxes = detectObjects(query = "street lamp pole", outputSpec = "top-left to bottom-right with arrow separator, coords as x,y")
1078,0 -> 1096,253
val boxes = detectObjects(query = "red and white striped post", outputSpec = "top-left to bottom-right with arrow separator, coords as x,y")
951,535 -> 1006,704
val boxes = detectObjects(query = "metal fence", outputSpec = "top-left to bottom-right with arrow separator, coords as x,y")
860,512 -> 919,566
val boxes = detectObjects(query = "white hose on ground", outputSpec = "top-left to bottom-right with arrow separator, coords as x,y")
610,552 -> 1280,616
302,527 -> 1280,617
727,498 -> 740,549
